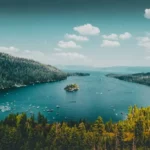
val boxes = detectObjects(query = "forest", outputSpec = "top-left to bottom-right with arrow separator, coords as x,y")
107,73 -> 150,87
0,53 -> 67,90
0,105 -> 150,150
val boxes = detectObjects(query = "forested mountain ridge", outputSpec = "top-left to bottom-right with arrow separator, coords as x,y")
107,73 -> 150,86
0,52 -> 67,90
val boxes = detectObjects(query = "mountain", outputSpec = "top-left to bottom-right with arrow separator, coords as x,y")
0,53 -> 67,90
57,65 -> 150,73
99,66 -> 150,74
56,65 -> 97,71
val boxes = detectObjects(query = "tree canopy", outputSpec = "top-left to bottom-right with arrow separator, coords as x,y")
0,105 -> 150,150
0,52 -> 67,90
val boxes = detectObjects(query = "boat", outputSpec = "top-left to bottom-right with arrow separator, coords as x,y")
30,111 -> 33,114
121,112 -> 124,115
56,105 -> 60,108
47,109 -> 54,112
0,106 -> 11,112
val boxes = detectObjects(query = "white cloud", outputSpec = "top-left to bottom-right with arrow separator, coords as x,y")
53,52 -> 86,60
145,56 -> 150,60
137,36 -> 150,49
51,52 -> 93,66
102,34 -> 118,40
24,50 -> 31,53
74,24 -> 100,35
0,46 -> 93,66
65,33 -> 89,41
54,48 -> 62,52
102,32 -> 132,40
0,46 -> 47,63
144,9 -> 150,19
0,46 -> 19,54
119,32 -> 132,40
22,50 -> 45,58
145,32 -> 150,36
101,40 -> 120,48
58,41 -> 81,49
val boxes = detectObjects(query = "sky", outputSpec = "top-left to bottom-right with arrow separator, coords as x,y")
0,0 -> 150,67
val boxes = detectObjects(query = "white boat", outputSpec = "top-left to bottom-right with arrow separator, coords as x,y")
56,105 -> 60,108
0,106 -> 11,112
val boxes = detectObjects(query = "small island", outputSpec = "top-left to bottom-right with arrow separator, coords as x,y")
64,84 -> 79,92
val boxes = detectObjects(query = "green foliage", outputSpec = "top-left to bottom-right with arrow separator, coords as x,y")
0,106 -> 150,150
107,72 -> 150,86
135,118 -> 144,146
0,52 -> 67,90
64,84 -> 79,92
37,112 -> 47,126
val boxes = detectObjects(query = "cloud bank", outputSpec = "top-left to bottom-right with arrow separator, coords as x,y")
119,32 -> 132,40
53,52 -> 86,60
65,34 -> 89,41
0,46 -> 90,66
102,34 -> 118,40
102,32 -> 132,42
0,46 -> 19,54
101,40 -> 120,47
137,37 -> 150,49
58,41 -> 81,49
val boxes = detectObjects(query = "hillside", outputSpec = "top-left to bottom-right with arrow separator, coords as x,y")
0,106 -> 150,150
107,72 -> 150,86
0,53 -> 67,90
100,66 -> 150,73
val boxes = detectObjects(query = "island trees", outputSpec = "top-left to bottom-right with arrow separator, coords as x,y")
64,84 -> 79,92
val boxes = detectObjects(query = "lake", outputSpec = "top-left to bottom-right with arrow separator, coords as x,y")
0,71 -> 150,123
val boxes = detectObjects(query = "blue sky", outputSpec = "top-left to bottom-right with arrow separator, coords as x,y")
0,0 -> 150,67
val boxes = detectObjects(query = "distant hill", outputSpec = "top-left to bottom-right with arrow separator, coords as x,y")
57,65 -> 150,73
56,65 -> 96,71
99,66 -> 150,74
0,53 -> 67,90
107,72 -> 150,86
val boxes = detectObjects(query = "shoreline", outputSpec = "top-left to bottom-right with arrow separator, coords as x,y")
0,77 -> 67,91
106,73 -> 150,87
0,72 -> 90,91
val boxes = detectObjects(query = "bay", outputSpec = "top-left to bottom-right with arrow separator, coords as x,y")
0,71 -> 150,123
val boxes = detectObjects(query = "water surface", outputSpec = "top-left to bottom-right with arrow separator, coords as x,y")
0,71 -> 150,123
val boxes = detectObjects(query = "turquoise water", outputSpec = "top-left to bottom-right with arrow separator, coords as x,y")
0,71 -> 150,123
